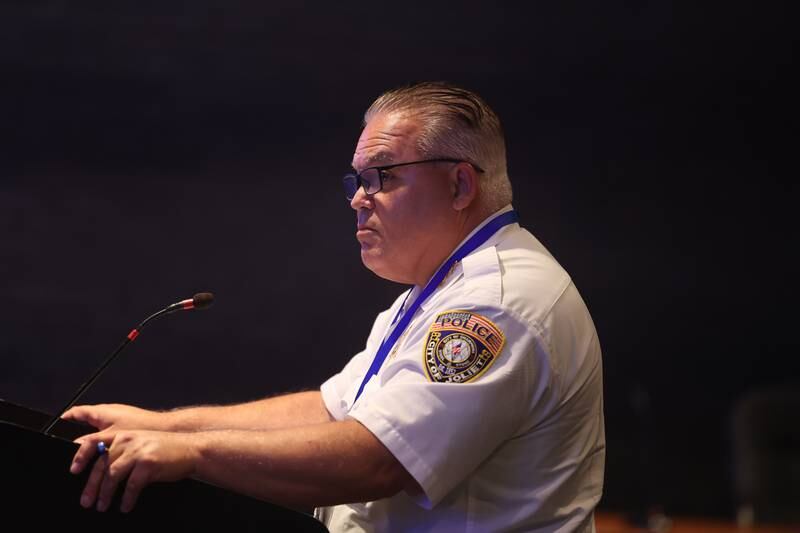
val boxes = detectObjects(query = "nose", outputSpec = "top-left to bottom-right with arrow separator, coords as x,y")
350,184 -> 373,211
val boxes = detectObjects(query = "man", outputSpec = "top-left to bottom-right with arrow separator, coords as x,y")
66,82 -> 605,532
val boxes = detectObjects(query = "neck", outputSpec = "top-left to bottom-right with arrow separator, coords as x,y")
410,205 -> 499,287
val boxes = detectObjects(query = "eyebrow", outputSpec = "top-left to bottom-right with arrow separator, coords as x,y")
352,150 -> 395,170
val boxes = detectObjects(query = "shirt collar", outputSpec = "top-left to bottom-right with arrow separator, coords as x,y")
406,204 -> 515,310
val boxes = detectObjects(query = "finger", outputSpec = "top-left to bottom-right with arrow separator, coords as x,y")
62,405 -> 95,423
120,461 -> 149,513
61,405 -> 86,420
97,449 -> 135,512
70,432 -> 114,474
71,435 -> 100,474
80,451 -> 109,509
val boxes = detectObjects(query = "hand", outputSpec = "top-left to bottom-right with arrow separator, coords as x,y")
71,429 -> 199,513
62,403 -> 168,432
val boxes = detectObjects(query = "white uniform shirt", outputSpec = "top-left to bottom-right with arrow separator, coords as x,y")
316,206 -> 605,532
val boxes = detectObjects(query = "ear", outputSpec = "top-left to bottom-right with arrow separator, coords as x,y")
450,163 -> 479,211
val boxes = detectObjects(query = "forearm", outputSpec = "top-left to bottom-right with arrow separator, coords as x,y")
164,390 -> 332,432
189,419 -> 411,508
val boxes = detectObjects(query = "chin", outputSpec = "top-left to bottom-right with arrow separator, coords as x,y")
361,250 -> 386,276
361,251 -> 408,284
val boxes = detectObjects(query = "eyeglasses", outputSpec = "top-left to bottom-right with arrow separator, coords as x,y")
343,158 -> 485,201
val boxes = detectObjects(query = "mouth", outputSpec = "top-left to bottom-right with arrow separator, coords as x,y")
356,225 -> 379,244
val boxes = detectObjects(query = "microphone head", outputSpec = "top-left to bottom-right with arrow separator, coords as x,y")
192,292 -> 215,310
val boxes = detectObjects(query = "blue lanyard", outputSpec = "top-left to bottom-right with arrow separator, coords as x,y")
351,209 -> 519,405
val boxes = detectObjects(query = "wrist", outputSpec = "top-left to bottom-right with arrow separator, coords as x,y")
185,431 -> 207,479
162,406 -> 210,432
160,408 -> 187,432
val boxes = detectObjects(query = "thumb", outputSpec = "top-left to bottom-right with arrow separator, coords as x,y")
61,406 -> 85,420
62,405 -> 105,429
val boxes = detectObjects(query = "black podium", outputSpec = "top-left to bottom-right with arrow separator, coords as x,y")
0,399 -> 327,532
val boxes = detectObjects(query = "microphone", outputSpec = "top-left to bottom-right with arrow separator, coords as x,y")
41,292 -> 215,435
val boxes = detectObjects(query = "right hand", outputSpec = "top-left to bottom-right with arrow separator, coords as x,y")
62,403 -> 169,432
70,428 -> 200,513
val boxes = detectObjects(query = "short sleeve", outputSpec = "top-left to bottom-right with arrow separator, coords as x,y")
347,304 -> 550,507
320,292 -> 410,421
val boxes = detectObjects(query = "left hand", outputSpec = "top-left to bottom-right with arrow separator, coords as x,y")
70,429 -> 200,513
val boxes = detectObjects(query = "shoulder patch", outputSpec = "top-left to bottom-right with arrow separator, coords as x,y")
423,310 -> 506,383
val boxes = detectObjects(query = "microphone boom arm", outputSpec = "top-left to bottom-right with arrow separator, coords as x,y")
41,293 -> 214,435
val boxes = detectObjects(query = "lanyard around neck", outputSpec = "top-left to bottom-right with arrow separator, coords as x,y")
351,209 -> 519,405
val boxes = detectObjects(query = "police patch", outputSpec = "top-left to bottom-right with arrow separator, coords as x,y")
423,310 -> 506,383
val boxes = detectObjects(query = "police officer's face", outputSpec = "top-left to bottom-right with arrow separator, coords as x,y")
350,112 -> 457,285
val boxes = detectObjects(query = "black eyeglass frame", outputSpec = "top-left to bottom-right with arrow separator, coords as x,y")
343,158 -> 485,200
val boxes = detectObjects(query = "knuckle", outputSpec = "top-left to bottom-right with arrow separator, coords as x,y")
130,464 -> 152,487
140,453 -> 158,468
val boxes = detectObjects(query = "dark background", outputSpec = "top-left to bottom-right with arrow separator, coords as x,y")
1,1 -> 796,519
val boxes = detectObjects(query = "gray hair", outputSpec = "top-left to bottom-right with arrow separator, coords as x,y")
364,82 -> 512,212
